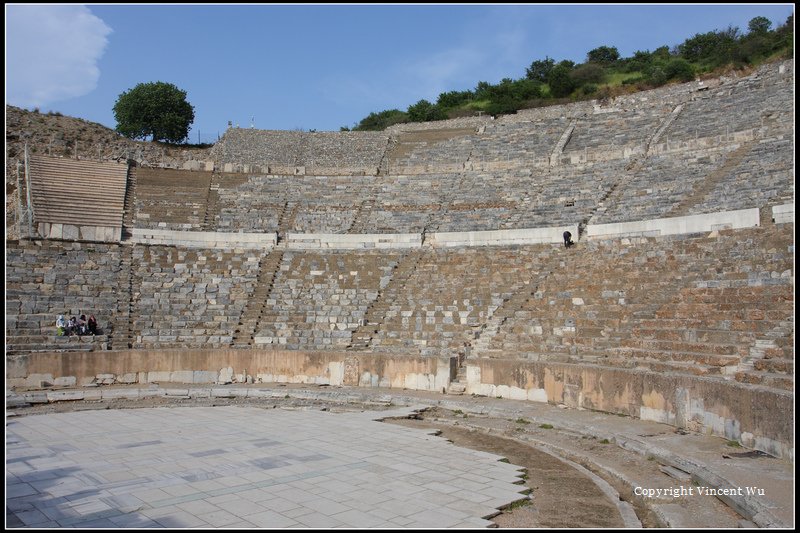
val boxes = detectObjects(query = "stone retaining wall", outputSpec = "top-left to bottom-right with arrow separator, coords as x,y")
6,350 -> 450,393
6,350 -> 792,460
463,358 -> 793,460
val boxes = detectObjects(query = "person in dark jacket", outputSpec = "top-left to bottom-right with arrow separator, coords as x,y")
563,230 -> 574,248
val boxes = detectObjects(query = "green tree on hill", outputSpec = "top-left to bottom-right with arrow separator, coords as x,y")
407,99 -> 446,122
113,81 -> 195,143
587,45 -> 620,64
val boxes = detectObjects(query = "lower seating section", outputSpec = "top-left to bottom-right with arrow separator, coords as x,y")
253,251 -> 402,349
6,222 -> 794,392
368,247 -> 558,357
130,246 -> 262,348
478,224 -> 794,390
5,240 -> 120,353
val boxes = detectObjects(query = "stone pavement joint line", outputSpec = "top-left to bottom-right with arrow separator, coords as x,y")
6,405 -> 528,528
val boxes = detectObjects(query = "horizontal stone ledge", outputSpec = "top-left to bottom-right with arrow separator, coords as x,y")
430,226 -> 577,247
124,207 -> 767,250
587,208 -> 760,240
130,228 -> 277,249
772,203 -> 793,224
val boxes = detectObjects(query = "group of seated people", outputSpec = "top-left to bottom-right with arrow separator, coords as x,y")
56,314 -> 98,336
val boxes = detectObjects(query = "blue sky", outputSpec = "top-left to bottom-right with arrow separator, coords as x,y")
5,4 -> 794,141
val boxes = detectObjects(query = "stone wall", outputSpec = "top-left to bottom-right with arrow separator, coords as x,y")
6,349 -> 450,393
463,358 -> 793,460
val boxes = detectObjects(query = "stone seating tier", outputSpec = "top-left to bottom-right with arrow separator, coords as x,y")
6,240 -> 122,353
5,221 -> 794,392
129,246 -> 262,349
134,168 -> 214,231
478,225 -> 793,390
28,156 -> 128,228
665,61 -> 794,142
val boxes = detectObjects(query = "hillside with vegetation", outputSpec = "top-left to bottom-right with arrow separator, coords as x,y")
349,14 -> 793,131
5,106 -> 212,237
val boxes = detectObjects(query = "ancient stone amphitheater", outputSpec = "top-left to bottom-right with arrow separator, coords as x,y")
5,60 -> 794,527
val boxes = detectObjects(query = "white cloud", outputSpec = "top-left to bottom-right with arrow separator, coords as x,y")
6,5 -> 112,108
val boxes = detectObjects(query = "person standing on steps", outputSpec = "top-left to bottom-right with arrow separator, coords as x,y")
563,230 -> 574,248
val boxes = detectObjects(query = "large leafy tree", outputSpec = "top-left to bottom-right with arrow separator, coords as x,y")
407,99 -> 446,122
113,81 -> 195,143
548,62 -> 576,98
526,56 -> 555,82
587,45 -> 620,64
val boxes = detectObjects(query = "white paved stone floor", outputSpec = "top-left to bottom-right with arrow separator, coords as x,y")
6,405 -> 527,528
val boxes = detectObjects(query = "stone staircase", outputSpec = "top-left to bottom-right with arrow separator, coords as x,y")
645,103 -> 685,155
251,251 -> 398,350
347,198 -> 376,234
471,259 -> 558,358
202,173 -> 221,231
121,164 -> 137,240
109,244 -> 135,350
447,363 -> 467,395
735,318 -> 795,390
276,201 -> 298,242
549,118 -> 577,166
231,250 -> 284,348
348,250 -> 424,350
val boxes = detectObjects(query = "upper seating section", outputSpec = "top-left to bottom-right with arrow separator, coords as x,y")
28,156 -> 128,230
135,60 -> 793,235
135,168 -> 214,230
209,129 -> 388,175
663,60 -> 794,143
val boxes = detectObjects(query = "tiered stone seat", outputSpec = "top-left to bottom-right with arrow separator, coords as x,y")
130,245 -> 262,348
253,251 -> 401,349
469,117 -> 566,169
135,168 -> 213,230
387,128 -> 476,173
209,129 -> 387,174
216,174 -> 286,232
478,225 -> 794,390
664,61 -> 793,142
5,240 -> 120,353
688,136 -> 794,215
593,148 -> 725,224
562,105 -> 669,158
368,248 -> 546,357
28,156 -> 128,230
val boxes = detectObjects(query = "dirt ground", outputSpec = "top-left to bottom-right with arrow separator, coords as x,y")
387,408 -> 627,528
